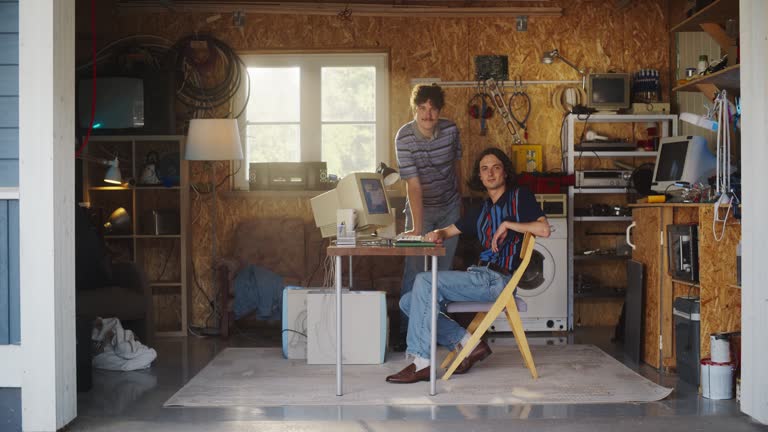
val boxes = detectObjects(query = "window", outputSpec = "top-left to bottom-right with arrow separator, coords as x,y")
236,53 -> 389,190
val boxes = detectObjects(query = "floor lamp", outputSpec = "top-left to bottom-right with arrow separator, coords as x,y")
185,118 -> 244,335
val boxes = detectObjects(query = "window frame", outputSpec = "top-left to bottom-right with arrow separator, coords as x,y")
235,52 -> 389,191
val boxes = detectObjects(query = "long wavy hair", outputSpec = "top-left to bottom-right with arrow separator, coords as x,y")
466,147 -> 516,192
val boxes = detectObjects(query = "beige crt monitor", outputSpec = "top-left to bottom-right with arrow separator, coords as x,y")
310,172 -> 394,238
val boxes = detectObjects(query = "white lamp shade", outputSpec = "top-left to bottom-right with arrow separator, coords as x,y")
103,158 -> 122,184
185,119 -> 244,161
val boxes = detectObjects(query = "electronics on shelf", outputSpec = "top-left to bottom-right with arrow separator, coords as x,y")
249,161 -> 332,191
629,102 -> 671,114
667,224 -> 699,282
586,73 -> 631,112
651,136 -> 717,193
575,141 -> 637,152
78,74 -> 175,135
575,170 -> 633,188
535,194 -> 567,217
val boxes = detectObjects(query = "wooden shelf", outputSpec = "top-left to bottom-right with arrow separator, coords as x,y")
729,284 -> 741,289
83,135 -> 189,339
673,64 -> 740,94
570,114 -> 677,123
155,330 -> 186,338
570,150 -> 658,158
152,284 -> 182,296
574,254 -> 630,261
671,278 -> 700,288
574,216 -> 633,222
575,289 -> 626,299
89,185 -> 180,191
106,234 -> 181,239
670,0 -> 738,33
150,281 -> 181,286
134,185 -> 181,190
572,187 -> 635,194
89,186 -> 131,191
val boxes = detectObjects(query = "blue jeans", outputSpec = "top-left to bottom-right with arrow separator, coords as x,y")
399,266 -> 511,360
400,202 -> 460,334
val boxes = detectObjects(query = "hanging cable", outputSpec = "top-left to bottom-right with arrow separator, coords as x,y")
712,90 -> 733,242
172,35 -> 250,118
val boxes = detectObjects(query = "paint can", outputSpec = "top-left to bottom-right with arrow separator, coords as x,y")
701,358 -> 734,400
710,333 -> 731,363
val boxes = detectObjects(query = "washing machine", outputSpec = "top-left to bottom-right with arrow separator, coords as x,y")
490,216 -> 568,332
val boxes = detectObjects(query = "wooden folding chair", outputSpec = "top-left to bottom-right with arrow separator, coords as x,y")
441,232 -> 538,380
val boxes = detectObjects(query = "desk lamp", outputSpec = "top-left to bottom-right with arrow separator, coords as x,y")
541,48 -> 586,88
377,162 -> 400,186
78,154 -> 123,185
185,118 -> 244,336
103,207 -> 131,233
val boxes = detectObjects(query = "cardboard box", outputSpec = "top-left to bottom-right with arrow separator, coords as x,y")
306,290 -> 387,365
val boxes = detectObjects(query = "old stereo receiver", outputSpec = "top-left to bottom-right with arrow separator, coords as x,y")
576,170 -> 632,188
249,162 -> 332,190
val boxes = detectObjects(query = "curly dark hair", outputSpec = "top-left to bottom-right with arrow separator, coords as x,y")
410,84 -> 445,112
466,147 -> 516,192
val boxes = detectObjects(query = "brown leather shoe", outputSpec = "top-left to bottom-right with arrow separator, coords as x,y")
453,340 -> 492,375
386,363 -> 431,384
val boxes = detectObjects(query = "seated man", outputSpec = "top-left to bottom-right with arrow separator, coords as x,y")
386,147 -> 551,383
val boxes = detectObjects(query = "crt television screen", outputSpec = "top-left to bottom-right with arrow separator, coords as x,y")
360,178 -> 388,215
655,141 -> 689,181
591,77 -> 625,104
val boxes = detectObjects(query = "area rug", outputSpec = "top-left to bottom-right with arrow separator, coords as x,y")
164,344 -> 672,407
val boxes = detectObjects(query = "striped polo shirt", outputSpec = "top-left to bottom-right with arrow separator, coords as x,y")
395,119 -> 462,208
455,186 -> 544,273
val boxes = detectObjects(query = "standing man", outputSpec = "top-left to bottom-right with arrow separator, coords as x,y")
386,147 -> 550,383
394,84 -> 463,350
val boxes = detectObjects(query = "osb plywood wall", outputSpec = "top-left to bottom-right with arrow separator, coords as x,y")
698,206 -> 741,360
86,0 -> 672,326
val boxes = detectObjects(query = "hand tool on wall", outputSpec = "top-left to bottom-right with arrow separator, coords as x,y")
485,78 -> 524,144
508,77 -> 531,142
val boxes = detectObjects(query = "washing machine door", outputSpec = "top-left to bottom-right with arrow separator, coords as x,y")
516,243 -> 555,298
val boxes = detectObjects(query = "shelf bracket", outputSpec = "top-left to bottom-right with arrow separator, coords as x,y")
694,83 -> 720,101
699,23 -> 736,51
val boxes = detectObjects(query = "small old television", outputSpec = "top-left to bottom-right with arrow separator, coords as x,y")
310,172 -> 394,238
667,224 -> 699,282
78,77 -> 145,130
587,73 -> 630,112
651,136 -> 717,192
77,72 -> 175,134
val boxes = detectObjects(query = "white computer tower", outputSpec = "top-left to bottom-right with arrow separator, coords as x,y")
306,290 -> 387,365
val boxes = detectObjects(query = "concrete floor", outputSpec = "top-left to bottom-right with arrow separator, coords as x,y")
68,326 -> 768,431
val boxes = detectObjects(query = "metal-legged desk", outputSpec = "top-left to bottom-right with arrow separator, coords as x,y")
326,245 -> 445,396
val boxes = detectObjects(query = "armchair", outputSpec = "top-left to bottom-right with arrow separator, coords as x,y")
216,218 -> 307,338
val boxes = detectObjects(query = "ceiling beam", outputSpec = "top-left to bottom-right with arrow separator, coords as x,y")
117,1 -> 563,18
